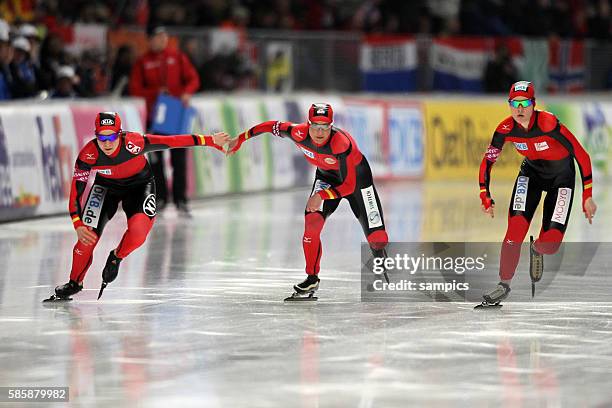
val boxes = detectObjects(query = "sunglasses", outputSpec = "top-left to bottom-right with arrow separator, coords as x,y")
96,132 -> 119,142
508,99 -> 534,108
309,121 -> 333,130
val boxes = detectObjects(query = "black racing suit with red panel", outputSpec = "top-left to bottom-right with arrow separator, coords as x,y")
479,110 -> 593,280
241,120 -> 388,275
68,132 -> 221,283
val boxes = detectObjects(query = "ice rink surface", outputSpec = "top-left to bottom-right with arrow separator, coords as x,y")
1,180 -> 611,407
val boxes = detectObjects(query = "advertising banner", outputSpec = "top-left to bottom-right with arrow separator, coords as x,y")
424,101 -> 523,180
0,108 -> 43,220
388,103 -> 424,177
548,102 -> 612,180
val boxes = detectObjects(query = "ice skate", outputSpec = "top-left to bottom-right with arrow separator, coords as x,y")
284,275 -> 319,302
475,282 -> 510,309
370,247 -> 390,284
529,236 -> 543,298
98,250 -> 122,300
42,280 -> 82,302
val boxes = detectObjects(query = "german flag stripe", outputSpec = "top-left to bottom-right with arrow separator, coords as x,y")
198,134 -> 206,145
584,183 -> 592,189
324,189 -> 335,199
480,188 -> 487,193
72,216 -> 81,223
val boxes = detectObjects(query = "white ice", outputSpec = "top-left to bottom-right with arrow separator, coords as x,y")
0,180 -> 611,407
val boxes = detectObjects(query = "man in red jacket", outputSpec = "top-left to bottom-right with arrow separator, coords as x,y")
129,26 -> 200,215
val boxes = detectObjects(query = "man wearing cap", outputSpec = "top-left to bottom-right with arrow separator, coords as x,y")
18,24 -> 40,65
50,65 -> 77,98
227,103 -> 389,300
44,112 -> 229,302
477,81 -> 597,306
9,36 -> 40,98
129,26 -> 201,216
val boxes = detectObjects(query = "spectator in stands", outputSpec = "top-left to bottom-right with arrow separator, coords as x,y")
483,44 -> 517,93
76,50 -> 108,97
351,0 -> 384,33
19,24 -> 41,65
50,65 -> 78,98
39,33 -> 67,93
110,45 -> 134,96
129,26 -> 200,215
10,37 -> 41,99
199,46 -> 255,91
301,0 -> 340,30
588,0 -> 612,39
427,0 -> 461,35
0,21 -> 13,100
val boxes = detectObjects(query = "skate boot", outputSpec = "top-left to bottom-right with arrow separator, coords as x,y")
284,275 -> 320,302
529,236 -> 543,298
98,250 -> 122,300
475,282 -> 511,309
43,280 -> 82,302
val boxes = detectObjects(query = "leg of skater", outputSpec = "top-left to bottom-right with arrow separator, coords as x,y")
98,181 -> 156,299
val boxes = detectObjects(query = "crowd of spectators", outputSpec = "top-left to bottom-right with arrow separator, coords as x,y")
0,18 -> 113,101
0,0 -> 610,101
34,0 -> 612,38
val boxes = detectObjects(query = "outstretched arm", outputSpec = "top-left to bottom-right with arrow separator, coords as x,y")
139,132 -> 229,154
227,121 -> 295,155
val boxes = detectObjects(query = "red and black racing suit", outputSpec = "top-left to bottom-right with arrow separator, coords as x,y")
479,110 -> 593,280
68,132 -> 222,283
237,121 -> 389,275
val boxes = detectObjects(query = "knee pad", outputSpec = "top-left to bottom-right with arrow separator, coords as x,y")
536,228 -> 564,255
367,230 -> 388,251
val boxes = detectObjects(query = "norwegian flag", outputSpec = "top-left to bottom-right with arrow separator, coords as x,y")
547,38 -> 585,93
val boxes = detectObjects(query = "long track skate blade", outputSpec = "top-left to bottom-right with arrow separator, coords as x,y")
383,271 -> 390,284
284,292 -> 318,302
474,302 -> 503,309
97,282 -> 108,300
42,295 -> 73,303
532,282 -> 535,298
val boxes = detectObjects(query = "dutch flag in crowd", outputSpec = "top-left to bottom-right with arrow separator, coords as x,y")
360,36 -> 417,92
431,38 -> 491,92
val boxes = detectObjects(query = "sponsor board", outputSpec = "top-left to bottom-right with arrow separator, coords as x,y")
424,101 -> 523,179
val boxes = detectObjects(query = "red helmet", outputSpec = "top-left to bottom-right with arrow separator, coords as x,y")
508,81 -> 535,101
95,112 -> 122,135
308,103 -> 333,124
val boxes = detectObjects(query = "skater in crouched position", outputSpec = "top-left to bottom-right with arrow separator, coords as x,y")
478,81 -> 597,306
44,112 -> 229,301
228,103 -> 389,300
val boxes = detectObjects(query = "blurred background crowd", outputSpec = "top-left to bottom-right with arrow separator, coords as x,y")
0,0 -> 611,101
